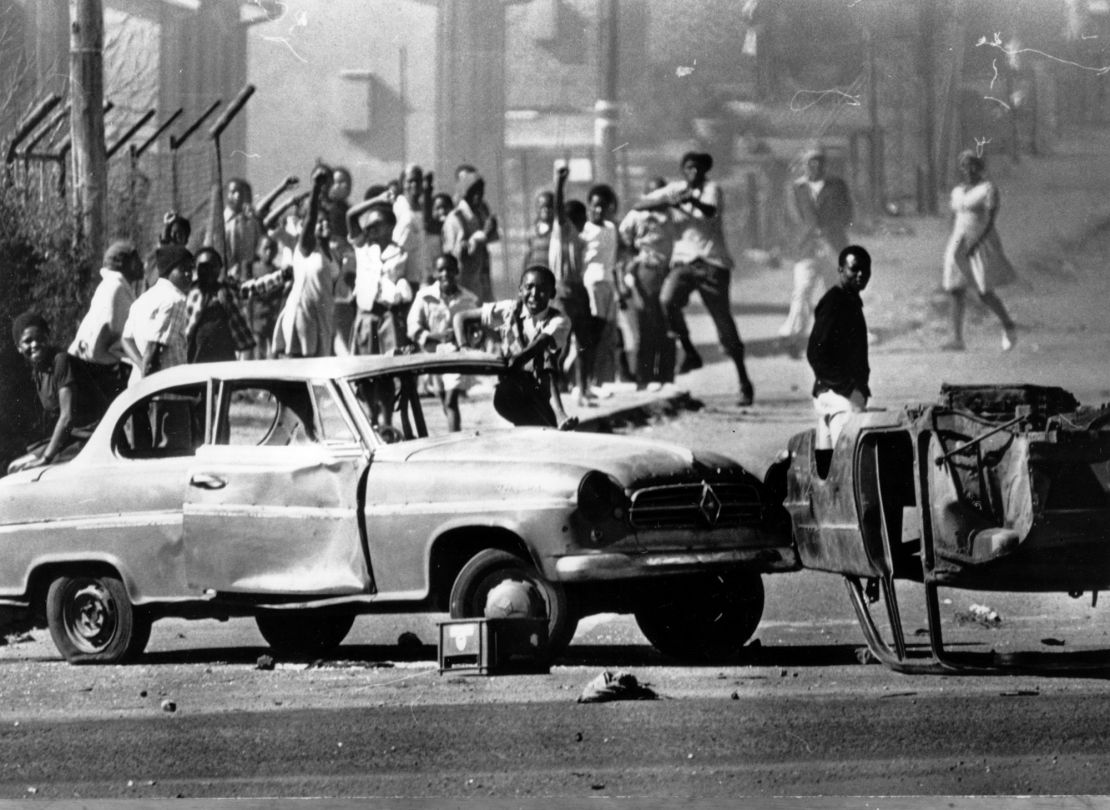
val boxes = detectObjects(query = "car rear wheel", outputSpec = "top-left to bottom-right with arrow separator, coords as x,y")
255,611 -> 355,656
448,549 -> 576,660
634,571 -> 765,662
46,573 -> 151,664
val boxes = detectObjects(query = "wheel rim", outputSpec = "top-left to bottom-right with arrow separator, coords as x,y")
62,580 -> 118,653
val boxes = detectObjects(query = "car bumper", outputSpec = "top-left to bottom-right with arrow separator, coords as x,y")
553,546 -> 799,581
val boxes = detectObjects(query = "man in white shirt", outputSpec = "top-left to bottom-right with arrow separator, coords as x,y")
633,151 -> 754,406
69,240 -> 143,398
121,244 -> 194,386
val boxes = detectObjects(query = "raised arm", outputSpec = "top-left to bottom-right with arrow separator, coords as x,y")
256,175 -> 299,221
262,191 -> 309,232
297,167 -> 330,257
346,190 -> 395,247
553,163 -> 569,224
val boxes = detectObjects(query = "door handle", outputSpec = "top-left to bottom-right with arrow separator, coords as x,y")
189,472 -> 227,490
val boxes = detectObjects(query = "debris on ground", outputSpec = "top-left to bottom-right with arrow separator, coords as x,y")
160,700 -> 176,713
577,671 -> 659,703
2,632 -> 34,646
397,631 -> 423,652
955,603 -> 1002,628
1041,638 -> 1066,647
255,654 -> 275,671
305,659 -> 395,670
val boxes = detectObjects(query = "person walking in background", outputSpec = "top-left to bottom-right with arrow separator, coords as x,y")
271,167 -> 339,358
184,247 -> 255,363
779,147 -> 853,358
443,170 -> 498,302
69,240 -> 144,400
942,150 -> 1018,351
807,245 -> 872,477
634,151 -> 755,406
619,177 -> 676,388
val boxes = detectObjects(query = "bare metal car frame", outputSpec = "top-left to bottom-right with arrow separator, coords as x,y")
776,384 -> 1110,674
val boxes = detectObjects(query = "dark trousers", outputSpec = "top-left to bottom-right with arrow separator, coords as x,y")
628,255 -> 675,384
659,260 -> 746,363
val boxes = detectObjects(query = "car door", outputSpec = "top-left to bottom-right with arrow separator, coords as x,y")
183,377 -> 373,596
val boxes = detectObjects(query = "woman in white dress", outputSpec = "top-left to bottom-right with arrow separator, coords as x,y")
942,150 -> 1018,351
271,166 -> 339,358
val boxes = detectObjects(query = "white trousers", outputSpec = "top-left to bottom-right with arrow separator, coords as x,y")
779,257 -> 837,340
814,388 -> 867,450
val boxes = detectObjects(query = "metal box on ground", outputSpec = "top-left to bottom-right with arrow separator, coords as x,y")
437,617 -> 550,675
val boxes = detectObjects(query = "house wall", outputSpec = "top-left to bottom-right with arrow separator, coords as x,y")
246,0 -> 438,201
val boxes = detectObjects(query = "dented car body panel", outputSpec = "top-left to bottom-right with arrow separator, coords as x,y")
781,383 -> 1110,673
0,352 -> 796,626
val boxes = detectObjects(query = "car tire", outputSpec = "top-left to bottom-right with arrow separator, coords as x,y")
46,573 -> 151,664
634,571 -> 765,662
254,611 -> 355,656
448,549 -> 576,660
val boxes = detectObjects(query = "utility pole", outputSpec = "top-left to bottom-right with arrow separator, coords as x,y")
918,0 -> 939,215
865,24 -> 885,217
69,0 -> 107,266
594,0 -> 619,187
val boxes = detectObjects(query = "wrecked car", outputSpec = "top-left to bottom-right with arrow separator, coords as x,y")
0,351 -> 795,664
771,383 -> 1110,673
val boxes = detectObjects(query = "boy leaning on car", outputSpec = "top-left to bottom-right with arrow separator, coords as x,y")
453,264 -> 578,431
806,244 -> 872,476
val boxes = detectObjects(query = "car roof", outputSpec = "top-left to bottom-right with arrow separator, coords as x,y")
125,350 -> 505,396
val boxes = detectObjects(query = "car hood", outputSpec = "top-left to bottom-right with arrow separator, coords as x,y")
388,429 -> 738,486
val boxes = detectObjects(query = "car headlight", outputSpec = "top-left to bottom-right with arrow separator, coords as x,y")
577,470 -> 627,524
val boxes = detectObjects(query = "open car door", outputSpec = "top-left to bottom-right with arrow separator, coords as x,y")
183,377 -> 373,596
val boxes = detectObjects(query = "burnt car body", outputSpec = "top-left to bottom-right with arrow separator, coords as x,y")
775,383 -> 1110,673
0,351 -> 795,664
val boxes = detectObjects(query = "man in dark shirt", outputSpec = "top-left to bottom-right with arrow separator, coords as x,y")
806,245 -> 871,471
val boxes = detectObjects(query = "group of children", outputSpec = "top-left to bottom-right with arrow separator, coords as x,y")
10,147 -> 765,469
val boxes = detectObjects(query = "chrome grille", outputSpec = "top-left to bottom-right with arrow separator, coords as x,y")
627,481 -> 764,529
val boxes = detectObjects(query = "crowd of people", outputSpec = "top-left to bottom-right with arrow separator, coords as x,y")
7,143 -> 1017,472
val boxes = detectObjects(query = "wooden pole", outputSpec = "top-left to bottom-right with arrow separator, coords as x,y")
918,0 -> 939,215
594,0 -> 619,187
69,0 -> 107,265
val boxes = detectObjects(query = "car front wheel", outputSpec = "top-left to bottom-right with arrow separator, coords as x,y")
634,571 -> 765,662
46,573 -> 151,664
448,548 -> 576,660
255,611 -> 355,656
